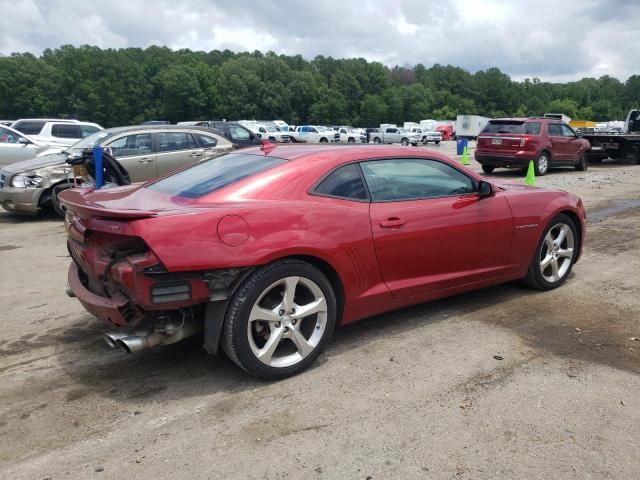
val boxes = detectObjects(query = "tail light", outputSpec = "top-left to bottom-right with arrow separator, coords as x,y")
520,136 -> 529,147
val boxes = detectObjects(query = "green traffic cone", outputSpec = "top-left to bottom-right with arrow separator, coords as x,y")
525,160 -> 536,186
461,146 -> 470,165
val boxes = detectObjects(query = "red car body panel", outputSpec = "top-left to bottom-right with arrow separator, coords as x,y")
60,145 -> 586,330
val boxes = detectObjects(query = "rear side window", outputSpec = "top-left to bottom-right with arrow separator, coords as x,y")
51,124 -> 81,138
158,132 -> 197,152
147,153 -> 286,198
524,122 -> 541,134
314,164 -> 368,201
482,121 -> 525,134
194,134 -> 218,148
12,121 -> 45,135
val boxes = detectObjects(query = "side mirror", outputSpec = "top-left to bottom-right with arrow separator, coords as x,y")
576,132 -> 583,138
249,133 -> 255,140
478,180 -> 493,198
18,137 -> 31,145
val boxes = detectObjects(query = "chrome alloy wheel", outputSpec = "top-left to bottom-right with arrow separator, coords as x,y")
538,154 -> 549,174
540,223 -> 574,283
247,276 -> 328,368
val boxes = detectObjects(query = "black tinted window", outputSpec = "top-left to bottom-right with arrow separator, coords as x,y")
524,122 -> 541,134
195,134 -> 218,148
548,124 -> 563,136
148,153 -> 285,198
51,124 -> 81,138
158,132 -> 196,152
482,121 -> 524,134
361,159 -> 476,202
314,164 -> 368,201
12,121 -> 45,135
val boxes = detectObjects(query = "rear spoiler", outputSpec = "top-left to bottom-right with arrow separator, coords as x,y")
58,188 -> 157,219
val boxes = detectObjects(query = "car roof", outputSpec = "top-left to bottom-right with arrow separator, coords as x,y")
12,118 -> 80,123
236,144 -> 455,164
100,125 -> 220,136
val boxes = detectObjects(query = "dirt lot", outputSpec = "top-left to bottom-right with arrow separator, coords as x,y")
1,143 -> 639,479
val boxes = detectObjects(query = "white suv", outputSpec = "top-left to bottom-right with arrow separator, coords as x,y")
11,119 -> 103,147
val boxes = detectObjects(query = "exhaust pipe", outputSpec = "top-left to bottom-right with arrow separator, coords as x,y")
111,317 -> 202,354
103,331 -> 134,349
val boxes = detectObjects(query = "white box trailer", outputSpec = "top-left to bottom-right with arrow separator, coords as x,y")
420,119 -> 436,131
455,115 -> 489,139
403,122 -> 420,129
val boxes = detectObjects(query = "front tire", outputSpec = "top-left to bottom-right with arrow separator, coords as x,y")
373,137 -> 381,144
222,259 -> 337,379
401,137 -> 409,146
51,183 -> 71,218
575,151 -> 588,171
348,137 -> 355,143
319,137 -> 328,143
523,214 -> 578,290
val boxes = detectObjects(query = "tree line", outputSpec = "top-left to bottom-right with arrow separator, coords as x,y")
1,45 -> 639,128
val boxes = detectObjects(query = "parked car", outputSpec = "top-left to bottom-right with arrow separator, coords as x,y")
11,119 -> 103,147
61,143 -> 585,379
177,121 -> 261,148
337,126 -> 367,143
289,125 -> 340,143
408,127 -> 442,145
475,117 -> 591,176
0,123 -> 63,167
0,125 -> 232,216
241,123 -> 292,143
369,127 -> 421,146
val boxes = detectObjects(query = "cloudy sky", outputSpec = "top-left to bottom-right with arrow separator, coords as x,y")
1,0 -> 639,82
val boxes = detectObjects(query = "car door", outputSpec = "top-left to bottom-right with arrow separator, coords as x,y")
561,124 -> 582,160
363,158 -> 513,298
104,132 -> 156,182
547,123 -> 569,161
227,124 -> 257,148
155,131 -> 207,176
0,126 -> 41,167
192,131 -> 230,159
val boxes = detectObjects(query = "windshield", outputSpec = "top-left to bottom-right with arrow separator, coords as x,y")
147,153 -> 286,198
68,130 -> 111,151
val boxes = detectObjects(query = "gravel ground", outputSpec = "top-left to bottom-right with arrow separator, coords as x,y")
0,143 -> 639,479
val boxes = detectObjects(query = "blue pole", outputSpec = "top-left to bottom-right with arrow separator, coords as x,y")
93,146 -> 103,189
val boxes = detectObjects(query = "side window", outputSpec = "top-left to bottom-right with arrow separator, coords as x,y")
229,125 -> 250,141
80,125 -> 100,138
0,126 -> 21,143
106,133 -> 152,157
561,125 -> 576,137
158,132 -> 196,152
524,122 -> 542,135
548,124 -> 563,136
339,128 -> 347,134
13,121 -> 45,135
51,124 -> 81,139
194,134 -> 218,148
310,127 -> 318,133
314,164 -> 368,201
360,158 -> 476,202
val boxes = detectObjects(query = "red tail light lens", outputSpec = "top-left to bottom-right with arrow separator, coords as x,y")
520,137 -> 529,147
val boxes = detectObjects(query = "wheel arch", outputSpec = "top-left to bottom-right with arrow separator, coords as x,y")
557,209 -> 583,259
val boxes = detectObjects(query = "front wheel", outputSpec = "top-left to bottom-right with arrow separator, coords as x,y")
222,259 -> 337,379
401,137 -> 409,146
51,183 -> 71,218
347,137 -> 355,143
523,214 -> 578,290
319,137 -> 328,143
373,137 -> 381,144
575,152 -> 588,171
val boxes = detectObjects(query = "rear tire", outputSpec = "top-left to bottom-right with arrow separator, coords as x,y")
222,259 -> 337,379
481,165 -> 495,174
535,152 -> 550,176
348,137 -> 355,143
401,138 -> 409,146
319,137 -> 328,143
522,214 -> 578,291
373,137 -> 381,144
575,151 -> 588,171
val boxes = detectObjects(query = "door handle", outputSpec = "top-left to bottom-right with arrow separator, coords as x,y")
189,151 -> 203,157
138,157 -> 153,163
380,218 -> 406,229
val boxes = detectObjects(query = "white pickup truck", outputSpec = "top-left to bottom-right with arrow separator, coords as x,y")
242,123 -> 292,143
369,127 -> 421,146
289,126 -> 340,143
408,127 -> 442,144
336,126 -> 367,143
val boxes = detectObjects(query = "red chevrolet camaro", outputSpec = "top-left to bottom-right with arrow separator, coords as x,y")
61,144 -> 586,379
